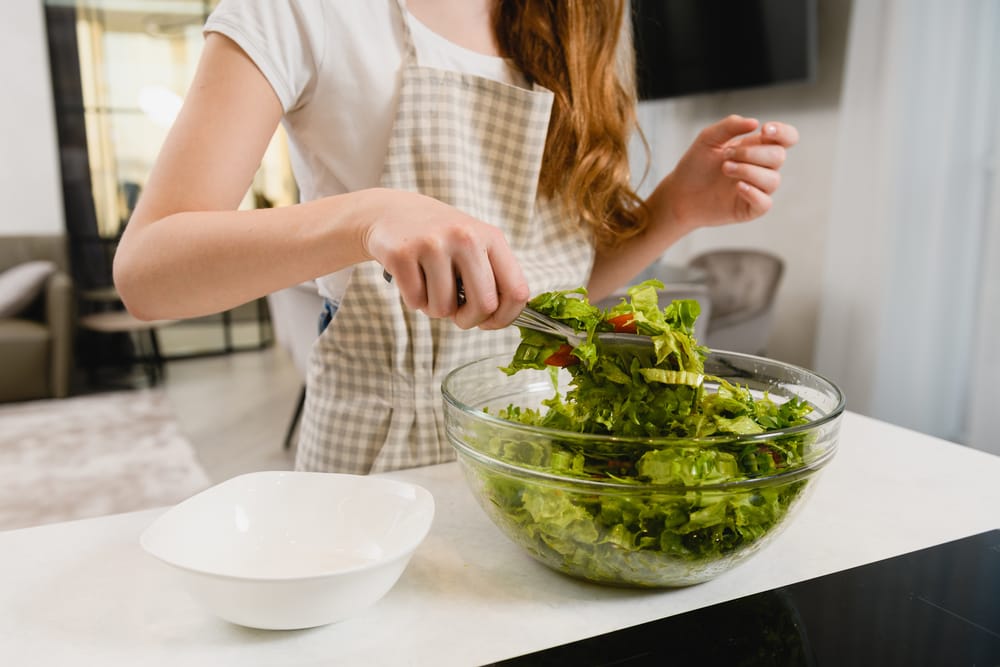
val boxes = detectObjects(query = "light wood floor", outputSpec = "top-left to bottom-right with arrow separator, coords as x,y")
160,346 -> 302,482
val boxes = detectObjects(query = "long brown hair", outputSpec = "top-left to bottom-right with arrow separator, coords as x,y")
494,0 -> 648,247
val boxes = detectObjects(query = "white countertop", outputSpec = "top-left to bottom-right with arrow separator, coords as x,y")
2,411 -> 999,666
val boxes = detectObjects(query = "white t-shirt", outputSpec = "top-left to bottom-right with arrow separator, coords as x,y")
204,0 -> 528,300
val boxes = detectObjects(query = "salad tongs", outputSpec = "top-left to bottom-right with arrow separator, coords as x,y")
512,306 -> 655,351
383,270 -> 653,351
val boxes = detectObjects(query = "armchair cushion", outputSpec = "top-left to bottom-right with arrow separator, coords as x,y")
0,260 -> 57,318
0,319 -> 51,401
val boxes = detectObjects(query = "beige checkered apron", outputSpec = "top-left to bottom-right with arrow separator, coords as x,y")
295,0 -> 594,473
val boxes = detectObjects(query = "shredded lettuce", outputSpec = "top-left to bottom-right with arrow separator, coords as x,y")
467,281 -> 818,585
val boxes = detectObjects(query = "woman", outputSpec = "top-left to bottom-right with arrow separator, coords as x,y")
113,0 -> 798,473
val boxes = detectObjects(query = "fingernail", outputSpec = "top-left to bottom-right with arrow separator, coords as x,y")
723,161 -> 737,175
765,124 -> 777,136
724,148 -> 735,159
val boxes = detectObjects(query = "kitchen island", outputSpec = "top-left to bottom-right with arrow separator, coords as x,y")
2,411 -> 998,665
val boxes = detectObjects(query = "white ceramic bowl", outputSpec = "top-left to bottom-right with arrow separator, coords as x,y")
140,471 -> 435,630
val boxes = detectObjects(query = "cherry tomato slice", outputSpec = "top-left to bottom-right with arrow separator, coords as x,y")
606,313 -> 637,334
544,343 -> 579,367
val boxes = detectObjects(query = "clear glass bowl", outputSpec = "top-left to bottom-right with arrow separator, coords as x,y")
442,351 -> 845,588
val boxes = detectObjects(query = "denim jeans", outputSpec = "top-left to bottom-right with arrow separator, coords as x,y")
318,299 -> 339,335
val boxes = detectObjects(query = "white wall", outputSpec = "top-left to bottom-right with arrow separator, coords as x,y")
0,1 -> 65,236
633,0 -> 853,368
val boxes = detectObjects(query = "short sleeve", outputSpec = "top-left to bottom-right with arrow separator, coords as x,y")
204,0 -> 325,112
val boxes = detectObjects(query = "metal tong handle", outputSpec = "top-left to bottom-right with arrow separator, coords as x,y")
511,307 -> 586,346
512,306 -> 655,351
383,270 -> 651,351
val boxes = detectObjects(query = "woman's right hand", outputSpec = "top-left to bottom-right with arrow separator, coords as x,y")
115,33 -> 528,327
357,188 -> 530,331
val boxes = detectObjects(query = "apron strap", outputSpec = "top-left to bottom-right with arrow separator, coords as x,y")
392,0 -> 419,65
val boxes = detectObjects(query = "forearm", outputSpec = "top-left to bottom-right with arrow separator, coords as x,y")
587,173 -> 695,302
114,190 -> 377,321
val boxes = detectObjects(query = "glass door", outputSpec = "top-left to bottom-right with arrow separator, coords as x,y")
45,0 -> 297,359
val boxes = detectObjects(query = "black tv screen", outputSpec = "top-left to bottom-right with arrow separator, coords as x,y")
632,0 -> 818,100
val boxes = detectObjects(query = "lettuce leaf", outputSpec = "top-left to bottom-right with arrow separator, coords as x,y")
470,282 -> 818,583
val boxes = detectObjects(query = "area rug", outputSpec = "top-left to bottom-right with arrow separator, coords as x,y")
0,389 -> 211,531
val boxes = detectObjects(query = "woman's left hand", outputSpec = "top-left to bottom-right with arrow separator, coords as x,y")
653,115 -> 799,233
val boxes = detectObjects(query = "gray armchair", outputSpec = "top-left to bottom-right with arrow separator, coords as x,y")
688,249 -> 784,356
0,236 -> 75,401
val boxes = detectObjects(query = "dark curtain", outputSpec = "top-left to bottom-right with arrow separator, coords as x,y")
44,5 -> 115,292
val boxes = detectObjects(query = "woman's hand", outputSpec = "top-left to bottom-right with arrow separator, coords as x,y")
358,189 -> 530,330
587,115 -> 797,300
652,115 -> 800,233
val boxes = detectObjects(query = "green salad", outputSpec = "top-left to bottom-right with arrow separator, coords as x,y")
466,280 -> 817,585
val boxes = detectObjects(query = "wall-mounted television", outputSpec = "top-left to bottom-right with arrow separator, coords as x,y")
632,0 -> 818,100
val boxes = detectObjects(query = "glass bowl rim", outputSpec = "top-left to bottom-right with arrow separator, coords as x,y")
450,432 -> 838,493
442,348 -> 847,447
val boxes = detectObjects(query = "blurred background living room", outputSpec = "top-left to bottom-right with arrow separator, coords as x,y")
1,0 -> 997,531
